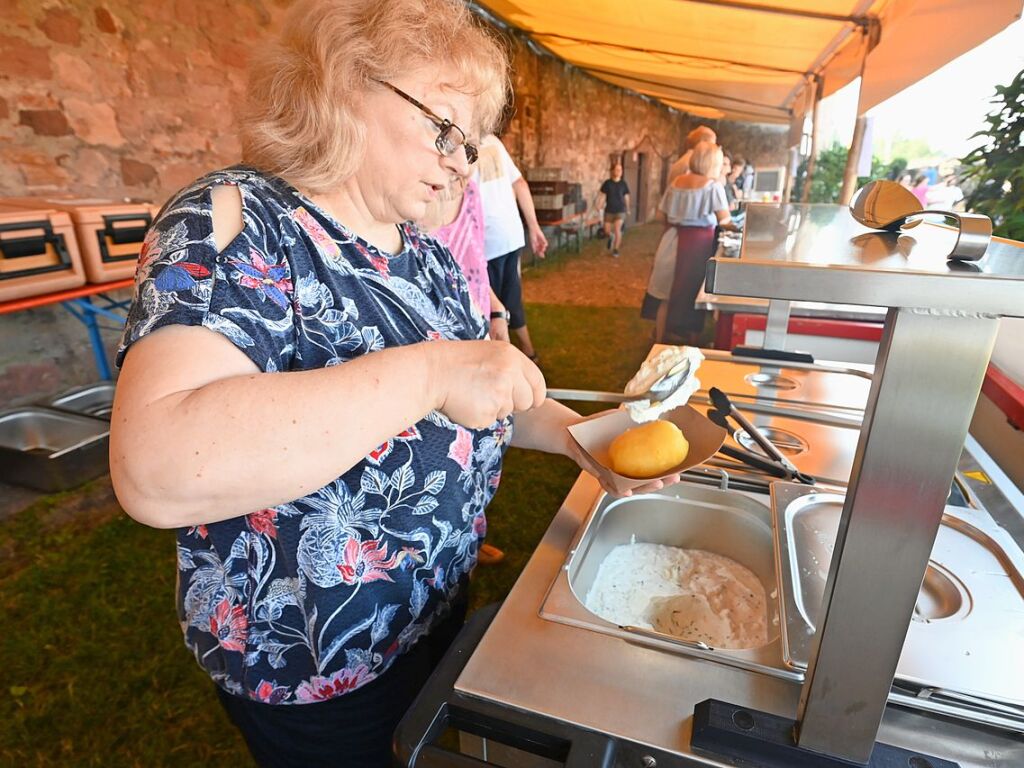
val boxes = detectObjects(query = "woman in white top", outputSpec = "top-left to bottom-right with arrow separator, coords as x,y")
652,141 -> 733,345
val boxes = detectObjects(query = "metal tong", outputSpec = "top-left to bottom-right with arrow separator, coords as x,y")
708,387 -> 815,485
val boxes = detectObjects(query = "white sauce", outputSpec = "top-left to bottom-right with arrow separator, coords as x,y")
584,542 -> 768,649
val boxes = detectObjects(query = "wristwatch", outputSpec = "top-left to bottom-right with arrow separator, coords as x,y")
490,310 -> 511,322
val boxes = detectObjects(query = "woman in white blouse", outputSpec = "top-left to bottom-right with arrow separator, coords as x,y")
652,141 -> 734,345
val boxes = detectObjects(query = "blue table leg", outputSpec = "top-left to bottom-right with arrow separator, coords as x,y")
61,295 -> 128,381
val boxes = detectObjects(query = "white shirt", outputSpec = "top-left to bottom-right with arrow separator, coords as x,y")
659,178 -> 728,227
474,136 -> 525,260
925,183 -> 964,209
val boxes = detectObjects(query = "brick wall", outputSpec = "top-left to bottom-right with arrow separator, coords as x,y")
0,0 -> 289,406
0,1 -> 787,405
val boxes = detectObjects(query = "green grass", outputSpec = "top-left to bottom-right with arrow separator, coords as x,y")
0,302 -> 655,767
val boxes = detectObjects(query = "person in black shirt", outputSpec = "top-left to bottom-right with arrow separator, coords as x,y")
598,161 -> 630,257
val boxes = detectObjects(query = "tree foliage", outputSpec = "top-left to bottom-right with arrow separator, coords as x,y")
960,68 -> 1024,240
790,141 -> 907,204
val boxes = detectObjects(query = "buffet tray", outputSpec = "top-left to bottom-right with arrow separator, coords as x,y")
0,407 -> 110,491
771,481 -> 1024,727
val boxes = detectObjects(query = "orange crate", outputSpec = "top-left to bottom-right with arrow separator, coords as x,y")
1,197 -> 159,283
0,203 -> 86,302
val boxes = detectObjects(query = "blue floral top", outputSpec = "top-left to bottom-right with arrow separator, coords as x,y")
118,166 -> 510,704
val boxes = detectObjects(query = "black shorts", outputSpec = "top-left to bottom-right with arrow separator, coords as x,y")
486,249 -> 527,330
215,584 -> 469,768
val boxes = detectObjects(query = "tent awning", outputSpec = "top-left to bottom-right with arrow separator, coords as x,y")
475,0 -> 1023,127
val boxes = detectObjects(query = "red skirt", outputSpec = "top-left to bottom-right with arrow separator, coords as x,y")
666,224 -> 716,334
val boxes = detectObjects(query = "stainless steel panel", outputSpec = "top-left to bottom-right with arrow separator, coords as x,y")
706,205 -> 1024,317
48,382 -> 115,419
794,309 -> 1000,761
773,483 -> 1024,718
0,407 -> 110,492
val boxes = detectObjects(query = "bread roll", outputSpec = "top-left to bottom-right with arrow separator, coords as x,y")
608,420 -> 689,478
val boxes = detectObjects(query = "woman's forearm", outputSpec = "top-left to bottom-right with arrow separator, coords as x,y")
111,332 -> 442,529
509,398 -> 580,455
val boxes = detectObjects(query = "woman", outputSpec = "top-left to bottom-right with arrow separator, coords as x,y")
418,174 -> 507,342
598,161 -> 630,257
653,141 -> 733,345
911,173 -> 931,207
418,173 -> 509,565
110,1 -> 674,765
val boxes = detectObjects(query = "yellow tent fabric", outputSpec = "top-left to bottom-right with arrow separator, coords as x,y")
475,0 -> 1023,128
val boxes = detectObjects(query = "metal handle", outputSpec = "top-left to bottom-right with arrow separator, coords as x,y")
902,210 -> 992,261
103,212 -> 152,244
546,388 -> 629,404
718,444 -> 792,479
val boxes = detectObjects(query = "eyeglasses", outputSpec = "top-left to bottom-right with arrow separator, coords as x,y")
380,81 -> 478,165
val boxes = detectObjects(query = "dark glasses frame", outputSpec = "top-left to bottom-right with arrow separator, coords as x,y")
379,81 -> 479,165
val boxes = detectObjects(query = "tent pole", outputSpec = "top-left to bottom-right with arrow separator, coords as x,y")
799,77 -> 824,204
839,115 -> 869,204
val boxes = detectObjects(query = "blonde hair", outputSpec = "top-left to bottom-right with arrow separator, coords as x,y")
240,0 -> 509,193
686,125 -> 717,149
689,141 -> 724,178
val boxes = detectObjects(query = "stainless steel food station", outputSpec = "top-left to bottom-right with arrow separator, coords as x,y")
395,204 -> 1024,768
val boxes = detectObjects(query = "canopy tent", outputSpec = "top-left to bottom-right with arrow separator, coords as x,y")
473,0 -> 1023,130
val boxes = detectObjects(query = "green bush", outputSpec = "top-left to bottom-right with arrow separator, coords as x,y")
961,68 -> 1024,240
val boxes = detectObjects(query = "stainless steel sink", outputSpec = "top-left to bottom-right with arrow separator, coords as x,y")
0,407 -> 110,491
47,382 -> 115,419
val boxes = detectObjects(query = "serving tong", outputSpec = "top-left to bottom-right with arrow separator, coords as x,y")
708,387 -> 815,485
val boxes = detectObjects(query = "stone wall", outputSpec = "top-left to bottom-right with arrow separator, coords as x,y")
0,1 -> 787,406
501,36 -> 788,221
0,0 -> 289,406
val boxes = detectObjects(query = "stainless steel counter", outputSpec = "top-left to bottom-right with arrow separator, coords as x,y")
454,460 -> 1024,766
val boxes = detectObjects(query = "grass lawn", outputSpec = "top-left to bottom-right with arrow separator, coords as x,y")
0,229 -> 662,766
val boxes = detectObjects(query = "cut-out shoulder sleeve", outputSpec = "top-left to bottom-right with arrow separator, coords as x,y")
117,178 -> 295,373
211,184 -> 244,253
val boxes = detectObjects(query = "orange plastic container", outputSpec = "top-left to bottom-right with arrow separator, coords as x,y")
0,203 -> 86,303
0,197 -> 159,284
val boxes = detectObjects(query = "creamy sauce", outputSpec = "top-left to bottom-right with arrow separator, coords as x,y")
624,346 -> 704,423
584,542 -> 768,649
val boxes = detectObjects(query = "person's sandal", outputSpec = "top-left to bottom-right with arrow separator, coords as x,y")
478,543 -> 506,566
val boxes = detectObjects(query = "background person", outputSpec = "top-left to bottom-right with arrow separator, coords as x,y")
653,141 -> 734,345
110,2 -> 672,765
476,134 -> 548,363
598,160 -> 631,257
667,124 -> 717,183
418,173 -> 508,566
911,173 -> 931,207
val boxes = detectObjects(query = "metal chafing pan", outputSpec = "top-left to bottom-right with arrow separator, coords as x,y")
771,481 -> 1024,731
541,483 -> 798,681
46,382 -> 115,419
0,407 -> 110,491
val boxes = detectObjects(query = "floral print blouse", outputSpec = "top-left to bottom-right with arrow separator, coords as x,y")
117,166 -> 510,705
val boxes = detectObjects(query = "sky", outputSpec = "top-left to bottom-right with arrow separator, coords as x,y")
817,17 -> 1024,164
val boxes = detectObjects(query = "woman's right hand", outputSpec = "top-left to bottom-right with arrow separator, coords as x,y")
426,340 -> 546,429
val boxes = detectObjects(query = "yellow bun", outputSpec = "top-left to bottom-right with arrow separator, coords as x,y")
608,420 -> 689,478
